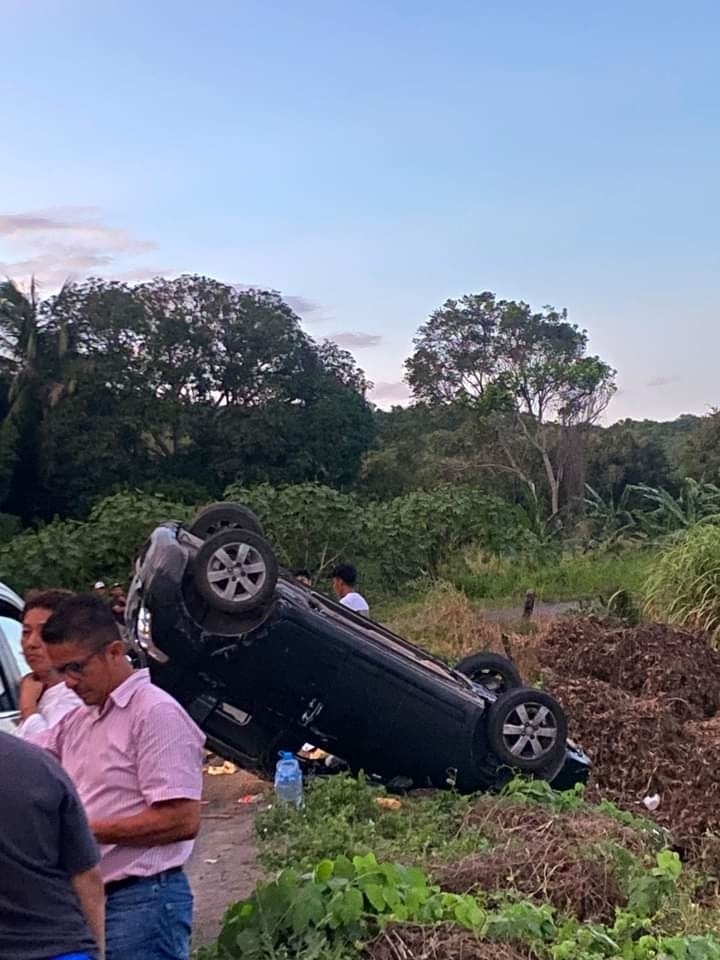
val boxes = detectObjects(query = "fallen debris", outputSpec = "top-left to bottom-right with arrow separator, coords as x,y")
435,797 -> 646,923
367,925 -> 535,960
206,760 -> 238,776
536,618 -> 720,849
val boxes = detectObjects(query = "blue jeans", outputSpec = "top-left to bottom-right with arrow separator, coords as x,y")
105,870 -> 193,960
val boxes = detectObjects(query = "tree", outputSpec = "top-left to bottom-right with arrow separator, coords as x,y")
585,424 -> 671,500
0,274 -> 377,521
677,410 -> 720,484
405,292 -> 616,518
0,279 -> 42,510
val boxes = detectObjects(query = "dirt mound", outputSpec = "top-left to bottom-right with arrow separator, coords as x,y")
536,618 -> 720,848
539,619 -> 720,720
367,926 -> 534,960
435,797 -> 638,923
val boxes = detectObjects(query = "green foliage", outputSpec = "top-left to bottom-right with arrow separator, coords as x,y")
447,544 -> 657,605
585,424 -> 672,502
645,524 -> 720,642
200,848 -> 720,960
203,853 -> 488,960
404,291 -> 616,517
573,588 -> 642,627
500,776 -> 587,812
256,773 -> 485,872
584,483 -> 646,544
678,409 -> 720,485
0,491 -> 192,592
224,481 -> 529,587
630,479 -> 720,534
0,480 -> 530,595
627,850 -> 683,919
223,482 -> 365,576
0,512 -> 21,542
0,276 -> 375,522
196,775 -> 720,960
367,487 -> 528,582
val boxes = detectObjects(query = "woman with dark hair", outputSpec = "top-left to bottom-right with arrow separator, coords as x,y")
17,589 -> 82,739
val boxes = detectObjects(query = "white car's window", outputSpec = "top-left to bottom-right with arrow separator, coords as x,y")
0,617 -> 24,673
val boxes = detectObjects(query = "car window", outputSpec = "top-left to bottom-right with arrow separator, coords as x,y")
0,617 -> 24,673
0,618 -> 22,712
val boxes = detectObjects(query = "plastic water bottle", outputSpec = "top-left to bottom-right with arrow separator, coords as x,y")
274,751 -> 304,808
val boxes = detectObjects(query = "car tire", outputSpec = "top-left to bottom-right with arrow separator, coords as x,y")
455,652 -> 522,694
487,687 -> 567,773
188,502 -> 264,539
193,529 -> 278,615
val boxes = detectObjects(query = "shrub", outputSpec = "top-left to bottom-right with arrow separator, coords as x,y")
0,482 -> 530,597
224,481 -> 530,591
0,491 -> 191,593
645,523 -> 720,641
223,482 -> 366,577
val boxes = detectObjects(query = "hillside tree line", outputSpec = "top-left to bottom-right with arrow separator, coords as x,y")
0,277 -> 717,534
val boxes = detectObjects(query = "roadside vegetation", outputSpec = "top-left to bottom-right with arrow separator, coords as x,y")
196,774 -> 720,960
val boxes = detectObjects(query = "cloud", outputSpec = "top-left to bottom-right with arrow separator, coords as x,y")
285,295 -> 322,316
371,380 -> 412,404
330,331 -> 382,348
0,207 -> 158,292
646,375 -> 681,388
0,209 -> 155,254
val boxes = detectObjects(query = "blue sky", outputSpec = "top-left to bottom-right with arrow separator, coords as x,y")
2,0 -> 719,419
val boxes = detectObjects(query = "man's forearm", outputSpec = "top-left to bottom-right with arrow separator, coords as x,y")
90,799 -> 200,847
71,866 -> 105,960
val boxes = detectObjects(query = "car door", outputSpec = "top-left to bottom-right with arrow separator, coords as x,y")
0,616 -> 23,732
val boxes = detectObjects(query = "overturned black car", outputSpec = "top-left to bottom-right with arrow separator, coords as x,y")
126,503 -> 590,792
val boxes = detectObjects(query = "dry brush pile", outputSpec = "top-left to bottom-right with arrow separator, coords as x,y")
537,618 -> 720,852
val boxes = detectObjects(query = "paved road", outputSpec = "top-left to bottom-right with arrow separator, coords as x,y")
480,599 -> 578,623
187,770 -> 267,948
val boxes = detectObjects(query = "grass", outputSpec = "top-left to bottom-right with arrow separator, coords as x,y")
448,543 -> 659,606
256,773 -> 489,872
254,773 -> 720,940
645,524 -> 720,642
373,545 -> 659,659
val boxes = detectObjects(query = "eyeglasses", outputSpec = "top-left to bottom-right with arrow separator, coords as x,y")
55,645 -> 109,679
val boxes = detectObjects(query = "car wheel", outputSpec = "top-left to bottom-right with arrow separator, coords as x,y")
193,529 -> 278,614
188,502 -> 264,539
455,651 -> 522,694
487,687 -> 567,773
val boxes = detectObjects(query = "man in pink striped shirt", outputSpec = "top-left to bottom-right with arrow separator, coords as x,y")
30,594 -> 205,960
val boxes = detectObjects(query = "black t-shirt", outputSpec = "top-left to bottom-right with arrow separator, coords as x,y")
0,732 -> 100,960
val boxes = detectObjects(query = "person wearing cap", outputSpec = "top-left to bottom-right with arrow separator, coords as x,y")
93,582 -> 108,599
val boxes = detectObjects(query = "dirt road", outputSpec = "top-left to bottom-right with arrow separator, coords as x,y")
186,770 -> 269,948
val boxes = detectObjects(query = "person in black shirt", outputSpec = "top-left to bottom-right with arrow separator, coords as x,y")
0,732 -> 105,960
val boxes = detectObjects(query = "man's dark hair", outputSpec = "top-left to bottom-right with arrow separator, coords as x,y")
24,589 -> 74,617
294,569 -> 311,580
42,594 -> 122,649
332,563 -> 357,587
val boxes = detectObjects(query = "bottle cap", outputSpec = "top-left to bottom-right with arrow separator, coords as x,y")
278,751 -> 294,759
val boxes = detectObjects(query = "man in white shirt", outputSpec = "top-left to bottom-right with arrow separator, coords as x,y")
332,563 -> 370,617
17,589 -> 82,738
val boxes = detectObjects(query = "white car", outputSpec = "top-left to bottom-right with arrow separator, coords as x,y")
0,583 -> 25,734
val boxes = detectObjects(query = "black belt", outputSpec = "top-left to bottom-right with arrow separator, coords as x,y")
105,866 -> 183,896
